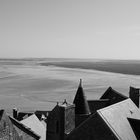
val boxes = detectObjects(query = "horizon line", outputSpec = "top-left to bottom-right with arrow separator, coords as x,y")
0,57 -> 140,61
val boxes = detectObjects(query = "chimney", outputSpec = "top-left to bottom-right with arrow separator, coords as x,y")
13,108 -> 18,119
129,87 -> 140,108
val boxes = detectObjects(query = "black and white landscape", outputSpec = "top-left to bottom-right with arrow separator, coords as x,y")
0,58 -> 140,114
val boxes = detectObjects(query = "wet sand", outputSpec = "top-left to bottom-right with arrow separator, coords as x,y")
0,59 -> 140,114
40,59 -> 140,75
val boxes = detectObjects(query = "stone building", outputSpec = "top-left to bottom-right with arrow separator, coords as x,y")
9,116 -> 40,140
46,80 -> 140,140
10,80 -> 140,140
47,101 -> 75,140
0,110 -> 20,140
20,114 -> 46,140
66,99 -> 140,140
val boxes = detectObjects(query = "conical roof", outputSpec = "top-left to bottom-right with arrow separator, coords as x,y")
73,79 -> 91,115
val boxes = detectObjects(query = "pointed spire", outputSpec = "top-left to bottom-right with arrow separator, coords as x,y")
73,79 -> 90,115
79,79 -> 82,87
57,102 -> 59,106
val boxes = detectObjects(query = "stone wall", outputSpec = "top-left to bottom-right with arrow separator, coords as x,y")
0,111 -> 20,140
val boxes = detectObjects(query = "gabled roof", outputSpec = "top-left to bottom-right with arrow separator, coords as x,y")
73,79 -> 90,115
17,111 -> 33,121
88,99 -> 109,114
100,87 -> 128,105
66,112 -> 117,140
128,118 -> 140,140
9,116 -> 40,140
20,114 -> 46,140
97,99 -> 140,140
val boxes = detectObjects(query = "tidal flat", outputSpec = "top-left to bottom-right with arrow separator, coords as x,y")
0,58 -> 140,114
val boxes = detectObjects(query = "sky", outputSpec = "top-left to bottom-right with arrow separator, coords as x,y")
1,0 -> 140,59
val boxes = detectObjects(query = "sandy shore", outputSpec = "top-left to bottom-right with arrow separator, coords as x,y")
40,59 -> 140,75
0,59 -> 140,114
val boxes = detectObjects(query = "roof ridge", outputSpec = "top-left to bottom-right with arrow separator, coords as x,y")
9,116 -> 40,139
97,110 -> 122,140
111,88 -> 128,98
97,98 -> 131,112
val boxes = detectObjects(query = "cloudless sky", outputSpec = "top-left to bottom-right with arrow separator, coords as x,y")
1,0 -> 140,59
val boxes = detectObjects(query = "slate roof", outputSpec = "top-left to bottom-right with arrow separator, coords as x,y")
67,99 -> 140,140
9,116 -> 40,140
97,99 -> 140,140
100,86 -> 128,105
66,111 -> 117,140
73,79 -> 90,115
17,112 -> 33,121
128,118 -> 140,139
20,114 -> 46,140
88,99 -> 109,114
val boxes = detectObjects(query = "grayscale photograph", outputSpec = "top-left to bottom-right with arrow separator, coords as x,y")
0,0 -> 140,140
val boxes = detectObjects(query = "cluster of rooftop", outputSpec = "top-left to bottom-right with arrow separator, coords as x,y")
0,79 -> 140,140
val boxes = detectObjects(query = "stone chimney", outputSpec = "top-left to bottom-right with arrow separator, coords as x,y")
47,101 -> 75,140
129,87 -> 140,108
13,108 -> 18,119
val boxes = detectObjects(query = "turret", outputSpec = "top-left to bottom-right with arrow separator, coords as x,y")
73,79 -> 91,126
73,79 -> 90,115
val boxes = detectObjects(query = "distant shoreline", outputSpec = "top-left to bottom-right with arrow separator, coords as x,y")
0,58 -> 140,76
40,60 -> 140,76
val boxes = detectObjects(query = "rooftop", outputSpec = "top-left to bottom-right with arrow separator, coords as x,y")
98,99 -> 140,140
